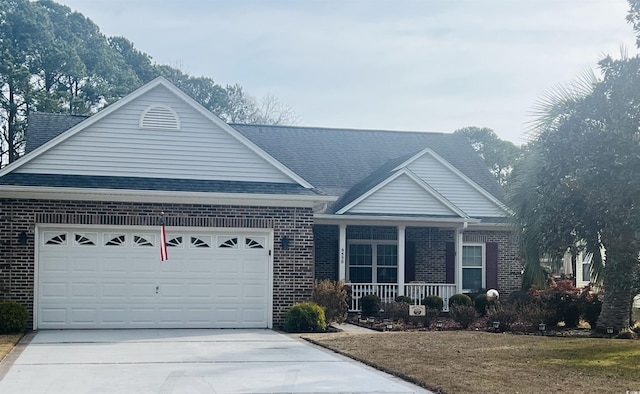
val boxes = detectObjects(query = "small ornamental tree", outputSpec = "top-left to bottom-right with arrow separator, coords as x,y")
312,279 -> 348,324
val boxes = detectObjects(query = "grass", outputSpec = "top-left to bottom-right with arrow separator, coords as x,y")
0,334 -> 23,361
302,331 -> 640,394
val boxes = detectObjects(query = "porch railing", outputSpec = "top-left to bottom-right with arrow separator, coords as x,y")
347,283 -> 457,312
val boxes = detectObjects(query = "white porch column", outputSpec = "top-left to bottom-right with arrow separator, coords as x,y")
338,224 -> 347,281
455,228 -> 464,294
397,225 -> 406,296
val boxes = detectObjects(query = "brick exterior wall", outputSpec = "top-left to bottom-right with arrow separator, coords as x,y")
0,198 -> 314,329
406,227 -> 455,283
311,225 -> 521,294
463,230 -> 522,295
313,225 -> 339,281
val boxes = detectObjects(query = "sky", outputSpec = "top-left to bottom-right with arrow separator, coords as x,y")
60,0 -> 637,144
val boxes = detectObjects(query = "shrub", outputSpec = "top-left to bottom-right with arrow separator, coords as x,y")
528,280 -> 581,327
578,290 -> 602,329
395,295 -> 413,304
517,303 -> 554,333
0,301 -> 29,334
312,279 -> 348,324
424,307 -> 441,327
360,294 -> 381,317
284,302 -> 326,332
487,303 -> 520,332
422,295 -> 444,310
381,302 -> 409,322
473,294 -> 489,316
450,305 -> 477,329
449,294 -> 472,308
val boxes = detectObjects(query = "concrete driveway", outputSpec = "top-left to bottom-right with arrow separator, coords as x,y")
0,329 -> 431,393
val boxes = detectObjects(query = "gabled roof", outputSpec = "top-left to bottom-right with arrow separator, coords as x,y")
232,124 -> 506,215
25,113 -> 88,154
2,78 -> 508,220
2,77 -> 312,189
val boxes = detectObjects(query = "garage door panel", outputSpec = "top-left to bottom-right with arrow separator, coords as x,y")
70,282 -> 99,299
102,283 -> 127,299
129,282 -> 156,299
40,308 -> 66,324
102,308 -> 127,324
38,228 -> 271,329
40,282 -> 67,298
129,308 -> 155,324
243,283 -> 267,299
70,308 -> 98,324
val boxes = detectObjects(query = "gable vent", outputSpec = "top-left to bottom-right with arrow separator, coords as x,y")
140,105 -> 180,130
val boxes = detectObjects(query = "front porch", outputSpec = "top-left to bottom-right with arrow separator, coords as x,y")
348,282 -> 457,312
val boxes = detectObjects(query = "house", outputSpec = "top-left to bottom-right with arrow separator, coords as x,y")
0,77 -> 521,330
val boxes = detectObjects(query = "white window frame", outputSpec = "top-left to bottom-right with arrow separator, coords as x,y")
462,243 -> 485,292
347,240 -> 398,283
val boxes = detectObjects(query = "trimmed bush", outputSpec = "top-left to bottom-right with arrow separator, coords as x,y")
284,302 -> 326,332
312,279 -> 348,324
0,301 -> 28,334
450,305 -> 477,329
449,294 -> 472,308
473,294 -> 489,316
422,295 -> 444,311
424,307 -> 440,327
360,294 -> 381,317
395,295 -> 412,304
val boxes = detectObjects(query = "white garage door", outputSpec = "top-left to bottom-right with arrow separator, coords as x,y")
36,227 -> 271,329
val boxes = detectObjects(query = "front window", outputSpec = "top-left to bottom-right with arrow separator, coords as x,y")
462,244 -> 484,291
348,242 -> 397,283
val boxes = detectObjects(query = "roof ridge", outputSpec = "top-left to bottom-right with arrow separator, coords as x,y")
230,123 -> 451,136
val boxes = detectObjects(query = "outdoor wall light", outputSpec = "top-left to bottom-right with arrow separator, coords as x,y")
18,231 -> 30,245
280,236 -> 290,250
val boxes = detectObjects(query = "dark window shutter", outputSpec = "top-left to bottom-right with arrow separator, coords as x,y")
445,242 -> 455,283
334,240 -> 340,282
404,241 -> 416,282
486,242 -> 498,289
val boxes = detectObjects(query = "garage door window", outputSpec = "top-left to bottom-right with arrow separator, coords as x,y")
74,233 -> 96,246
133,234 -> 154,247
218,236 -> 238,248
167,236 -> 183,248
190,236 -> 211,248
44,232 -> 67,245
105,234 -> 126,246
245,237 -> 265,249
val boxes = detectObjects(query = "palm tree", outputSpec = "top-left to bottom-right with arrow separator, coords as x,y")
509,57 -> 640,332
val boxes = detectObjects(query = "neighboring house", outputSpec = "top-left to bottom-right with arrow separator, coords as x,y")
0,77 -> 521,330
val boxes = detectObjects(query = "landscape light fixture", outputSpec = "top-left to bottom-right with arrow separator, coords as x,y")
538,323 -> 546,335
492,321 -> 500,331
436,320 -> 443,330
606,327 -> 614,338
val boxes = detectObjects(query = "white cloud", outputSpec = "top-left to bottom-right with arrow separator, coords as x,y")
60,0 -> 636,143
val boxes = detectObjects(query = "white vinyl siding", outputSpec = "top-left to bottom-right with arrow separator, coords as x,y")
348,174 -> 459,215
16,86 -> 293,184
407,154 -> 505,217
